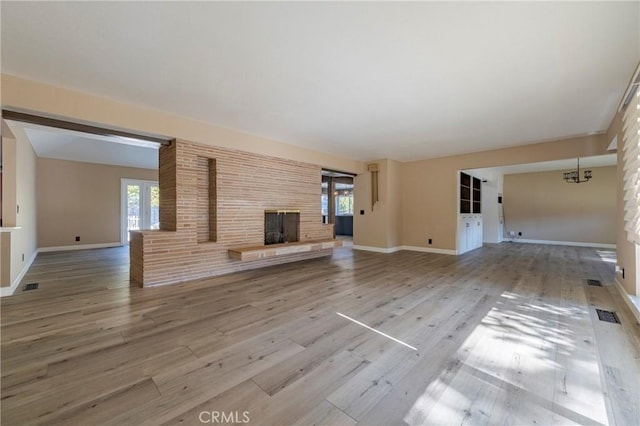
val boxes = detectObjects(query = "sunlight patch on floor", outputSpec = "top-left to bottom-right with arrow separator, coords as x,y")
404,295 -> 609,425
596,250 -> 617,264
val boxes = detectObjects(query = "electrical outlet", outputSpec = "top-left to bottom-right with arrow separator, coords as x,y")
428,238 -> 432,244
518,232 -> 522,236
509,231 -> 516,236
21,253 -> 24,262
75,236 -> 80,242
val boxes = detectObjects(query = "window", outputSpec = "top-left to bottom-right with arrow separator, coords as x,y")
121,179 -> 159,244
320,175 -> 354,221
336,192 -> 354,216
334,182 -> 353,216
623,89 -> 640,244
321,182 -> 329,217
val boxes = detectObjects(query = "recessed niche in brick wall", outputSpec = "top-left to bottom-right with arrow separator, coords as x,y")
159,144 -> 176,232
197,156 -> 217,243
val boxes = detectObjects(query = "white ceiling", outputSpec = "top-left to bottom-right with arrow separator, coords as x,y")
1,2 -> 638,162
6,121 -> 159,170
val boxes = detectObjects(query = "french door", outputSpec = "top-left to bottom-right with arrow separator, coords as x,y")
121,179 -> 159,244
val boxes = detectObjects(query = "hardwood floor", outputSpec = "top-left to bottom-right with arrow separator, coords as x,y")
1,243 -> 638,425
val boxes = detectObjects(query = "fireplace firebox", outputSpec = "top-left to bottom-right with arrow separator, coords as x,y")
264,210 -> 300,245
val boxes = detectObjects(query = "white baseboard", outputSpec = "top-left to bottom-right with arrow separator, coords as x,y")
614,277 -> 640,325
38,242 -> 123,253
0,249 -> 38,297
352,245 -> 401,254
352,245 -> 457,255
400,245 -> 458,255
515,239 -> 616,249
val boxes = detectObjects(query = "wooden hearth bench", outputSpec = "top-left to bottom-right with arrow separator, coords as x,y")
228,239 -> 343,261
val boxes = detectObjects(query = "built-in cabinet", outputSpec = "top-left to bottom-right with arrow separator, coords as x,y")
458,172 -> 483,253
458,214 -> 483,253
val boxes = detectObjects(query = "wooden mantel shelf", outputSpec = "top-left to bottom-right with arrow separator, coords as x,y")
228,239 -> 343,261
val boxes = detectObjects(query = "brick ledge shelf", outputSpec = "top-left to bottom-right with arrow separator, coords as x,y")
228,239 -> 343,261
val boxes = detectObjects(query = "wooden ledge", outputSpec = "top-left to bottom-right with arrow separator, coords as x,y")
228,239 -> 343,261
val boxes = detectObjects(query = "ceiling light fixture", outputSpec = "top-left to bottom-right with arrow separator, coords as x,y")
563,158 -> 592,184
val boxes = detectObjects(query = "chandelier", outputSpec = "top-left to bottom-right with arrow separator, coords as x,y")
563,158 -> 592,184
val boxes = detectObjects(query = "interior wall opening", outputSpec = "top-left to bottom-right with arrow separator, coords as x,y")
322,169 -> 355,240
464,153 -> 617,251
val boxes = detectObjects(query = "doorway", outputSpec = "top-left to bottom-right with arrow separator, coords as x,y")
121,179 -> 159,244
321,170 -> 355,240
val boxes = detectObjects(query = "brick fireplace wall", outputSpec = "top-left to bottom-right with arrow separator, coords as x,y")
130,139 -> 335,287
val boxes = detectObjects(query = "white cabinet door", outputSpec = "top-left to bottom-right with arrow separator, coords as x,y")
475,218 -> 483,248
459,215 -> 483,253
459,216 -> 469,254
465,221 -> 472,252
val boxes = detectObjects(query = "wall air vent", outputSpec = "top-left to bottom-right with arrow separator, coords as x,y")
23,283 -> 39,291
586,279 -> 602,287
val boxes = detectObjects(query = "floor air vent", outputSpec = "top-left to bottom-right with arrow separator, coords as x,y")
586,279 -> 603,287
23,283 -> 39,291
596,309 -> 620,324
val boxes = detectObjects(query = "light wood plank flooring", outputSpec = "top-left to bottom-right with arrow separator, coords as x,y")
1,243 -> 639,425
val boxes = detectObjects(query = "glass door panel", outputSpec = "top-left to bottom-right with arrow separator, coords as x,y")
127,184 -> 141,239
121,179 -> 159,243
150,184 -> 160,230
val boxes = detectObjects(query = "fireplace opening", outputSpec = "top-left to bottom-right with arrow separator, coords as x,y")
265,210 -> 300,245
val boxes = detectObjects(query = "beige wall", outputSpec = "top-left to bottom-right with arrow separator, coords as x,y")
503,166 -> 616,244
353,159 -> 403,249
607,109 -> 637,295
400,134 -> 611,252
1,74 -> 364,175
14,128 -> 38,285
2,122 -> 17,226
37,158 -> 157,248
0,233 -> 10,288
0,124 -> 38,290
387,159 -> 403,248
353,161 -> 387,248
1,122 -> 17,288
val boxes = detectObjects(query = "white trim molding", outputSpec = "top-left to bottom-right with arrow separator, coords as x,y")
0,249 -> 38,297
400,245 -> 458,255
614,277 -> 640,325
352,245 -> 401,254
39,242 -> 123,253
352,245 -> 457,255
0,227 -> 22,233
515,239 -> 616,249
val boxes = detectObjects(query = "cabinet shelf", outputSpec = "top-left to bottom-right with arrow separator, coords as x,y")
460,172 -> 472,214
